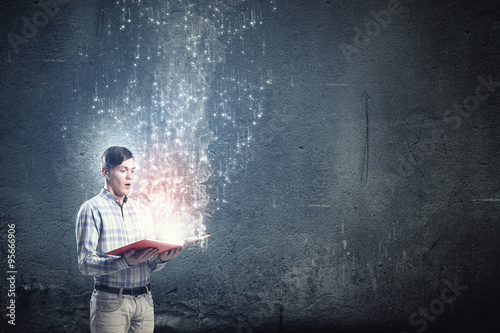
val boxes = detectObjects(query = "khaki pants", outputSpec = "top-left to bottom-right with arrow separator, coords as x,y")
90,289 -> 155,333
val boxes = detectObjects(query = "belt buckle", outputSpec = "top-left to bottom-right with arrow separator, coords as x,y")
131,286 -> 143,296
129,284 -> 149,296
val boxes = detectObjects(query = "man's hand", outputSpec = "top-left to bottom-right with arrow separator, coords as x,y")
159,246 -> 183,262
123,247 -> 159,266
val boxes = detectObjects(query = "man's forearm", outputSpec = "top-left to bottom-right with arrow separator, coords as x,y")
78,253 -> 129,277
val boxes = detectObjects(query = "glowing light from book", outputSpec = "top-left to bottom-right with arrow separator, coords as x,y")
77,0 -> 272,242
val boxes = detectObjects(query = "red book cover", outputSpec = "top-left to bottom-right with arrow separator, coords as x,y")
105,235 -> 212,256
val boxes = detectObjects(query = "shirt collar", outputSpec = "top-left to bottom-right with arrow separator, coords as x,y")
99,187 -> 128,205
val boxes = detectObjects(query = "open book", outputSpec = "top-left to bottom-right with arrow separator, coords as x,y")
105,235 -> 212,256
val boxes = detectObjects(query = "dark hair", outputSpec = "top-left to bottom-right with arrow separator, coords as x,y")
101,146 -> 134,171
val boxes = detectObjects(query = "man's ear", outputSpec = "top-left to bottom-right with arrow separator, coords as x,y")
102,167 -> 109,179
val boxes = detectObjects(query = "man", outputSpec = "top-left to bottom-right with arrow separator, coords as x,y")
75,146 -> 182,332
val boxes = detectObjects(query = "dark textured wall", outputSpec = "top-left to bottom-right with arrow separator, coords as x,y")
1,0 -> 499,332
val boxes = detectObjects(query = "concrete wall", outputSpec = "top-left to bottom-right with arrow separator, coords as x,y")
1,0 -> 499,332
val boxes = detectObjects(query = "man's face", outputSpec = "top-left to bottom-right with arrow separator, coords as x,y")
103,157 -> 136,200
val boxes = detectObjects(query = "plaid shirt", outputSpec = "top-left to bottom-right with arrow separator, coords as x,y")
76,188 -> 167,288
